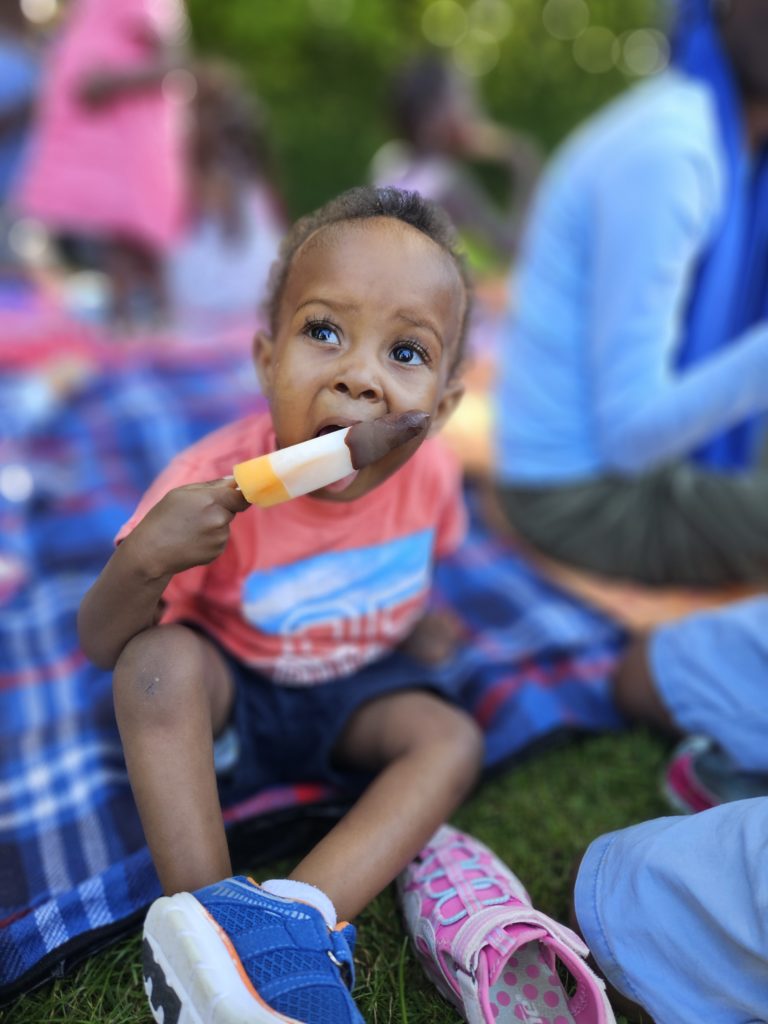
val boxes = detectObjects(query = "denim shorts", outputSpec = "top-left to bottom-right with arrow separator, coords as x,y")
208,636 -> 460,808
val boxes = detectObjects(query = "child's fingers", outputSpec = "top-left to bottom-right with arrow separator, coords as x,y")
202,477 -> 251,513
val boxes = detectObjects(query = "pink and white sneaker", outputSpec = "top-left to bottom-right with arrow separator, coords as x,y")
398,826 -> 615,1024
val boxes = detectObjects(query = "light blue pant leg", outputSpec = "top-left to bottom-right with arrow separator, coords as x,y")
650,596 -> 768,772
574,798 -> 768,1024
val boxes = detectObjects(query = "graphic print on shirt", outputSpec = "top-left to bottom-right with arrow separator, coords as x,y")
242,529 -> 434,683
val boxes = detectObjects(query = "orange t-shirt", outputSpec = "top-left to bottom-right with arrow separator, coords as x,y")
116,410 -> 466,685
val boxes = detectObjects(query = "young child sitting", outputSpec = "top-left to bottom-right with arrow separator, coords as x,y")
77,185 -> 484,1024
613,595 -> 768,812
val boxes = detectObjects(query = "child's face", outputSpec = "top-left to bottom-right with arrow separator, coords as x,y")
255,217 -> 466,502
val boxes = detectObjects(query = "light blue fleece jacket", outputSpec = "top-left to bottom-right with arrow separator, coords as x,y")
495,71 -> 768,484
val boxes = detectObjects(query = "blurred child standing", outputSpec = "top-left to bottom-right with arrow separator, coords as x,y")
165,61 -> 286,338
371,51 -> 541,271
13,0 -> 190,324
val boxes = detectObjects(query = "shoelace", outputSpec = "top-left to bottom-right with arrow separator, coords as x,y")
418,841 -> 512,926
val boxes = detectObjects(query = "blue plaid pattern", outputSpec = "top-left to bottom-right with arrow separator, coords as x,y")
0,341 -> 625,1002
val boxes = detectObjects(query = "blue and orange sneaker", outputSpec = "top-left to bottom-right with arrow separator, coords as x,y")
142,876 -> 364,1024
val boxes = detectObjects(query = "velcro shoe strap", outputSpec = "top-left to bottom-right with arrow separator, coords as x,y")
234,925 -> 296,961
451,904 -> 590,972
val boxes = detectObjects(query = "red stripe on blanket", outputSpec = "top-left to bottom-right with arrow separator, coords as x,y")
221,782 -> 339,825
474,654 -> 617,728
0,649 -> 87,690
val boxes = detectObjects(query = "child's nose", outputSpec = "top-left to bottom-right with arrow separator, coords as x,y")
333,363 -> 383,402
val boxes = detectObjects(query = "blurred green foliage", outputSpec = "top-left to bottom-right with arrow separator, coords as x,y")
186,0 -> 665,217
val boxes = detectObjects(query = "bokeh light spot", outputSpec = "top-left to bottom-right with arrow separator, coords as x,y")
468,0 -> 512,41
622,28 -> 670,77
162,68 -> 197,103
20,0 -> 58,24
422,0 -> 468,48
542,0 -> 589,41
8,219 -> 52,266
0,465 -> 34,503
453,28 -> 500,77
572,26 -> 618,74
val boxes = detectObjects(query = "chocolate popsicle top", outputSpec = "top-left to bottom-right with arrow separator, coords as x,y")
345,411 -> 430,469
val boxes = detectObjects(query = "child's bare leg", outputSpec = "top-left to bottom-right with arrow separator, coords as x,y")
289,690 -> 483,921
113,623 -> 235,895
612,634 -> 678,733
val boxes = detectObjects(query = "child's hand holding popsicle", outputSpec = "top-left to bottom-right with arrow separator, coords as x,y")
130,411 -> 429,580
131,478 -> 250,578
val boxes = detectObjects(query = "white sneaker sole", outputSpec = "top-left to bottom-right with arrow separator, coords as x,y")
142,892 -> 301,1024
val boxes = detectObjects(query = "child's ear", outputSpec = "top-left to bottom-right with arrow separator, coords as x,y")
428,375 -> 465,437
253,330 -> 275,394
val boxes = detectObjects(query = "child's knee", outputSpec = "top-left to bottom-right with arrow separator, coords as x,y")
447,707 -> 484,770
461,712 -> 484,780
412,698 -> 484,779
113,624 -> 206,720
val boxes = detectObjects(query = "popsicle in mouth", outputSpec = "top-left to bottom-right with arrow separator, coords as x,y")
233,410 -> 430,506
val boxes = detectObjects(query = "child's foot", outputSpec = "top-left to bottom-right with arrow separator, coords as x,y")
398,825 -> 615,1024
142,875 -> 364,1024
663,735 -> 768,813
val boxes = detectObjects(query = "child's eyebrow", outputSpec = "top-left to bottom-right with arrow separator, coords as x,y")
295,297 -> 361,314
394,312 -> 444,347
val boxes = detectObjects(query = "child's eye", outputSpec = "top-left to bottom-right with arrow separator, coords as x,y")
304,319 -> 340,345
390,341 -> 429,366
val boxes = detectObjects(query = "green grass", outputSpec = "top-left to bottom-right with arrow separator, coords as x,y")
0,728 -> 671,1024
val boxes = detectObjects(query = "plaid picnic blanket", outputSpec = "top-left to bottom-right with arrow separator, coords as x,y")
0,320 -> 625,1003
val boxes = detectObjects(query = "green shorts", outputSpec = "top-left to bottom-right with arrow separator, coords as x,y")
497,464 -> 768,586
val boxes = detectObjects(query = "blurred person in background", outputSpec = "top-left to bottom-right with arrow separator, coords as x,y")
493,0 -> 768,586
12,0 -> 190,326
165,60 -> 286,339
371,50 -> 541,273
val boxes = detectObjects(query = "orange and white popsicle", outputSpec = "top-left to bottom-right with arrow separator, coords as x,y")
233,410 -> 429,507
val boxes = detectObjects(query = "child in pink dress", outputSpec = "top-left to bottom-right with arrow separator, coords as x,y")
14,0 -> 189,321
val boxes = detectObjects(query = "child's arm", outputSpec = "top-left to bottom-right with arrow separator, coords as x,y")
78,58 -> 183,107
78,478 -> 248,670
78,16 -> 187,108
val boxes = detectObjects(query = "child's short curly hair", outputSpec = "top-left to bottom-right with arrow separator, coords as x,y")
264,186 -> 472,371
